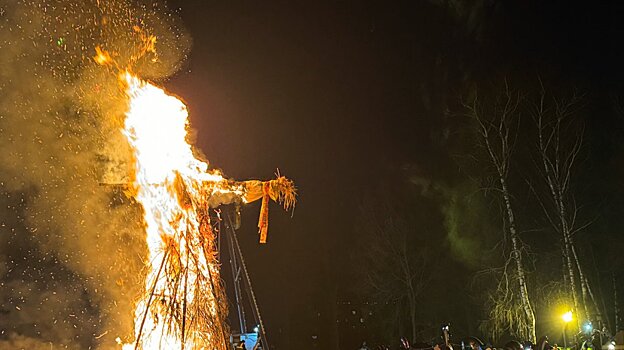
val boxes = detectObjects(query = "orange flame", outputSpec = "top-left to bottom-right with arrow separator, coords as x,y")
99,32 -> 296,348
94,46 -> 112,65
120,72 -> 235,350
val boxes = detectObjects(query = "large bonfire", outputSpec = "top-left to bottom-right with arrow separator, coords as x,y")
96,43 -> 295,350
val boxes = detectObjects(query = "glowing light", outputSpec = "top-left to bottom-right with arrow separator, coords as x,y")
94,32 -> 296,346
94,46 -> 112,65
121,72 -> 237,350
583,321 -> 593,333
562,311 -> 573,323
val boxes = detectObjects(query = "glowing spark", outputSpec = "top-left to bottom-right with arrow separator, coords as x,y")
94,46 -> 111,66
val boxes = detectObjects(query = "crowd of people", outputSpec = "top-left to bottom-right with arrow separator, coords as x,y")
356,326 -> 623,350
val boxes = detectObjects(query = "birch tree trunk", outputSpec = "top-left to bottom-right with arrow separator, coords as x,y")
533,89 -> 603,328
466,84 -> 536,342
570,239 -> 595,323
501,178 -> 537,343
559,199 -> 584,328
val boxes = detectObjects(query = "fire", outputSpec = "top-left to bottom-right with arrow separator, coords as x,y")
94,46 -> 112,66
96,42 -> 295,349
121,72 -> 235,350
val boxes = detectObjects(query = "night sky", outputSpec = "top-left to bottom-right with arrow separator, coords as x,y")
2,1 -> 624,349
161,1 -> 624,348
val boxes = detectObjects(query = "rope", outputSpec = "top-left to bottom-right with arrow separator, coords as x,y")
227,213 -> 268,348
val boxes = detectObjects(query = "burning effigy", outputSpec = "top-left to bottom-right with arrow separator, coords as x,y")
0,1 -> 295,347
95,34 -> 295,350
117,71 -> 295,350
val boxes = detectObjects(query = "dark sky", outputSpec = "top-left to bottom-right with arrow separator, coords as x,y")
3,1 -> 624,349
162,0 -> 624,348
163,1 -> 454,347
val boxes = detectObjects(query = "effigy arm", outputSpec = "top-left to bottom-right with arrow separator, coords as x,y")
241,176 -> 296,243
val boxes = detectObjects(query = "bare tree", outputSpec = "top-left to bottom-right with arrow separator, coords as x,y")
358,200 -> 432,344
465,82 -> 536,343
530,86 -> 603,329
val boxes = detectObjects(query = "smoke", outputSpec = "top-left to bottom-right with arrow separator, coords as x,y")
438,180 -> 499,269
0,0 -> 190,348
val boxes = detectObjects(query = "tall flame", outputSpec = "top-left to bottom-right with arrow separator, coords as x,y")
99,39 -> 296,348
121,72 -> 237,350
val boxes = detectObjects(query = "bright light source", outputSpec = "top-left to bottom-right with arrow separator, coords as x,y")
562,311 -> 573,323
608,342 -> 615,350
253,325 -> 260,333
583,321 -> 593,333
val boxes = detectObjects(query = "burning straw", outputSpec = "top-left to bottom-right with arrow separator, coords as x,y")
111,60 -> 295,349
